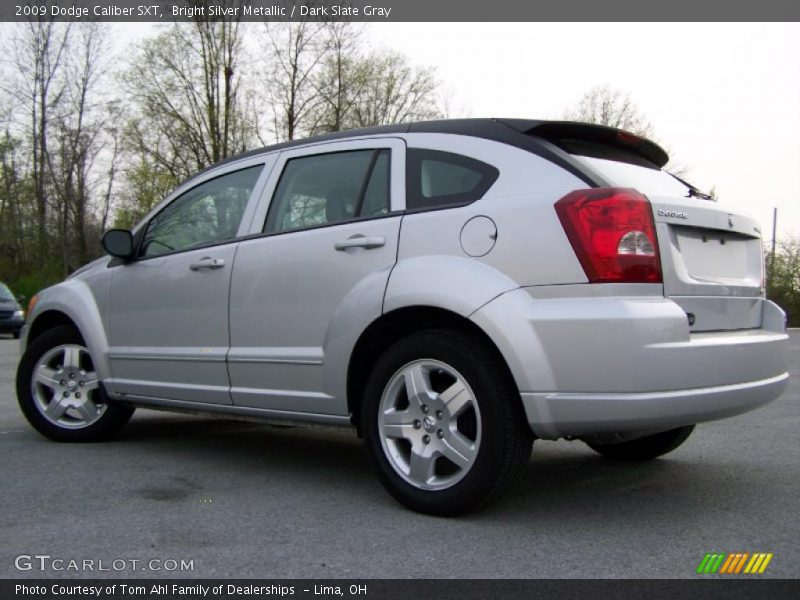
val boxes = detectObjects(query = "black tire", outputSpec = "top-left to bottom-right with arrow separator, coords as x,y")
16,325 -> 134,442
12,331 -> 21,339
362,329 -> 533,516
585,425 -> 695,461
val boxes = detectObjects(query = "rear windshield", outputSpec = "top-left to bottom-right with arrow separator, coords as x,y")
576,156 -> 692,197
557,138 -> 657,169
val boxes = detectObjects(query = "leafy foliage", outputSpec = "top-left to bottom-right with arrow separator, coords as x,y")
565,84 -> 654,137
767,239 -> 800,327
0,21 -> 442,298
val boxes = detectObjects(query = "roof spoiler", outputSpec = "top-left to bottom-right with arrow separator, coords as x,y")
497,119 -> 670,168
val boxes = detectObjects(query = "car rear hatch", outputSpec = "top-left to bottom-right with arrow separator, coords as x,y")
515,120 -> 765,332
649,194 -> 763,331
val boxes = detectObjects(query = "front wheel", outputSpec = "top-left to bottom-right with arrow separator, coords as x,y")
362,329 -> 533,516
585,425 -> 695,461
16,325 -> 134,442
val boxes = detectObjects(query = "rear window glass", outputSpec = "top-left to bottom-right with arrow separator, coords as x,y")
576,156 -> 692,197
558,138 -> 658,169
406,149 -> 498,210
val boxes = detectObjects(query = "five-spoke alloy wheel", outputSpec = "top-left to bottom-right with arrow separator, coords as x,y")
363,329 -> 533,516
31,343 -> 106,429
17,325 -> 134,442
378,359 -> 482,491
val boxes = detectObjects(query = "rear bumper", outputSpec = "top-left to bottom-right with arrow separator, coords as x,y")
521,372 -> 788,439
470,287 -> 789,439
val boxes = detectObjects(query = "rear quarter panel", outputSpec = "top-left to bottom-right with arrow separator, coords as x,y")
387,133 -> 589,315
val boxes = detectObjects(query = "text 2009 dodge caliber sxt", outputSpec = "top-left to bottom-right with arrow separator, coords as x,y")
16,119 -> 789,516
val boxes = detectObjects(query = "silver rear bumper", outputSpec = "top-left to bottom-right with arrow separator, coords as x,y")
471,288 -> 789,439
522,372 -> 787,439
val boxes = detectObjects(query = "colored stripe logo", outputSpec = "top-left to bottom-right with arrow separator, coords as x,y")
697,552 -> 773,574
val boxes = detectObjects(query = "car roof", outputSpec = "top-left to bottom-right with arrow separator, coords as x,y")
186,118 -> 669,188
190,118 -> 531,181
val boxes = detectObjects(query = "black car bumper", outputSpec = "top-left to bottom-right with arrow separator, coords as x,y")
0,318 -> 24,333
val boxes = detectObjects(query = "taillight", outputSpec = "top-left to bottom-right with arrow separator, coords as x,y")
555,188 -> 662,283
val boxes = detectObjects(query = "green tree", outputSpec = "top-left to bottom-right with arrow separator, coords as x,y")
7,21 -> 71,260
120,15 -> 256,219
0,132 -> 32,278
347,49 -> 440,128
767,238 -> 800,327
261,21 -> 326,142
310,25 -> 442,134
565,84 -> 692,178
565,84 -> 654,137
113,155 -> 177,229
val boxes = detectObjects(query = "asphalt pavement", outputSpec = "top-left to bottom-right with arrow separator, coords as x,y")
1,332 -> 798,579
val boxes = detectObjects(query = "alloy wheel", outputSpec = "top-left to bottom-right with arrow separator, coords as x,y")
377,359 -> 482,490
30,344 -> 106,429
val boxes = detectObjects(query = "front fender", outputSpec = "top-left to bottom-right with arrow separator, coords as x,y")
26,279 -> 112,382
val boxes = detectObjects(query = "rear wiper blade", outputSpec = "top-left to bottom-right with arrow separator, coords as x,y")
687,187 -> 714,201
668,172 -> 716,201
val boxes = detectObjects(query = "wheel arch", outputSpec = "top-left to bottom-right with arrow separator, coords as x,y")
24,281 -> 112,382
27,310 -> 78,346
347,305 -> 521,434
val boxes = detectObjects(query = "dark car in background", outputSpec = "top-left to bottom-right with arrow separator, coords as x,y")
0,282 -> 25,339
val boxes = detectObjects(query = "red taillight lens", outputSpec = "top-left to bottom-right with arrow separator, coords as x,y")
555,188 -> 662,283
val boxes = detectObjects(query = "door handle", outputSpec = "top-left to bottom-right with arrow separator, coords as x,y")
189,257 -> 226,271
334,235 -> 386,251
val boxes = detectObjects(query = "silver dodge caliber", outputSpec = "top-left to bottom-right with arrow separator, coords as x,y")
16,119 -> 789,515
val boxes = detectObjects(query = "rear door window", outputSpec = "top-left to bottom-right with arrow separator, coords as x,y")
264,149 -> 391,233
406,149 -> 498,210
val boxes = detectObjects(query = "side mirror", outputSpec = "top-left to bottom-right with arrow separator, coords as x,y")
16,295 -> 26,305
102,229 -> 135,260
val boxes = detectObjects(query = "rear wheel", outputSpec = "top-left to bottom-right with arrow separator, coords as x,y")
585,425 -> 695,461
16,325 -> 134,442
362,329 -> 533,516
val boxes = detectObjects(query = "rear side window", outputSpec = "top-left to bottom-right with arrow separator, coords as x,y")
265,149 -> 390,233
406,149 -> 498,210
